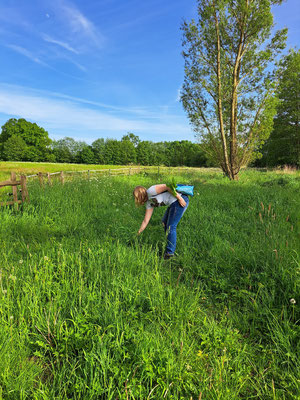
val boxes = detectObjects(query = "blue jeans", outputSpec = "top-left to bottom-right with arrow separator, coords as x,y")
161,195 -> 189,255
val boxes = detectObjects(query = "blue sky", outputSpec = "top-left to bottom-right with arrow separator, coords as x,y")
0,0 -> 299,144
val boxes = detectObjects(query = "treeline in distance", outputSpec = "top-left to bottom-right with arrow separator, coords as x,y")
0,120 -> 208,167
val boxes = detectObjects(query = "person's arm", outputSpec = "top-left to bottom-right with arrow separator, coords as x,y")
154,184 -> 186,207
138,207 -> 154,234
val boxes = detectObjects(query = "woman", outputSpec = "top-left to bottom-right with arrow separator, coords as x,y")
133,184 -> 189,259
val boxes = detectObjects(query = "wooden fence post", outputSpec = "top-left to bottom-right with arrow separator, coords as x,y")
109,169 -> 111,176
11,172 -> 18,205
60,171 -> 64,184
47,172 -> 52,185
88,170 -> 90,180
38,172 -> 44,187
20,175 -> 29,202
129,168 -> 131,176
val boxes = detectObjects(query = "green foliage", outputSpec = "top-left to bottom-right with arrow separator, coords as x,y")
91,138 -> 106,164
2,135 -> 27,161
167,177 -> 177,196
77,146 -> 95,164
259,49 -> 300,167
119,139 -> 136,164
121,132 -> 141,147
0,169 -> 299,398
52,137 -> 87,163
0,118 -> 52,161
136,140 -> 153,165
103,139 -> 122,164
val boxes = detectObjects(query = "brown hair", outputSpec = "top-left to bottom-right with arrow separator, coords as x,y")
133,186 -> 148,206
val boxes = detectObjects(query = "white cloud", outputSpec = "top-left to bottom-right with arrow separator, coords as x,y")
59,0 -> 105,49
42,34 -> 80,54
176,86 -> 182,102
0,84 -> 192,142
6,44 -> 48,67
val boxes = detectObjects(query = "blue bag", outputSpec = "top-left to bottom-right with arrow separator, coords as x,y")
176,184 -> 194,196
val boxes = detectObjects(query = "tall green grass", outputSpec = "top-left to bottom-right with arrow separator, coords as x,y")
0,169 -> 299,399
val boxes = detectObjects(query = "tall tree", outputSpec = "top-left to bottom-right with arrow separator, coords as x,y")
121,133 -> 141,147
0,118 -> 52,161
77,146 -> 95,164
92,138 -> 106,164
104,139 -> 122,165
136,141 -> 153,165
119,140 -> 136,164
181,0 -> 287,179
261,49 -> 300,166
52,137 -> 87,163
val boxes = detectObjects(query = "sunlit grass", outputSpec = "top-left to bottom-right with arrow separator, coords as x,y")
0,161 -> 130,182
0,169 -> 299,399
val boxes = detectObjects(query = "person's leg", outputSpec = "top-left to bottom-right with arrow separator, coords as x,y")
165,195 -> 189,256
161,207 -> 170,231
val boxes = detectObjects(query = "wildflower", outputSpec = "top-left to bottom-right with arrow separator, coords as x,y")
9,275 -> 16,281
290,298 -> 296,305
44,256 -> 49,261
10,315 -> 13,320
2,289 -> 7,295
19,259 -> 23,264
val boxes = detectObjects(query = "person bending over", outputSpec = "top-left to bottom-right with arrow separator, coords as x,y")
133,184 -> 189,259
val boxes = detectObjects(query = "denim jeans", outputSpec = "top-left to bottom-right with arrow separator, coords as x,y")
161,195 -> 189,255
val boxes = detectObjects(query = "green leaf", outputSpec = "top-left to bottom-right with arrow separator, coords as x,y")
167,177 -> 177,196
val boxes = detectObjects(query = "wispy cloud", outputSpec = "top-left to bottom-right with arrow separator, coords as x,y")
6,44 -> 48,67
67,59 -> 87,72
59,0 -> 105,49
0,84 -> 192,142
42,34 -> 80,54
176,86 -> 182,102
42,34 -> 87,71
0,5 -> 31,30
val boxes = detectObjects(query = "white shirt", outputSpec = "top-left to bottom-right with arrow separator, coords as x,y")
145,185 -> 177,209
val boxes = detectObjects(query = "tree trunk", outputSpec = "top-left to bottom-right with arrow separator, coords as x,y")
213,1 -> 232,179
230,9 -> 246,181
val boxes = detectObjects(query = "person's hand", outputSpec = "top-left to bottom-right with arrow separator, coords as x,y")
178,196 -> 186,207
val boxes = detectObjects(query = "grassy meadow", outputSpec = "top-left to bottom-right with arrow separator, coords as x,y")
0,165 -> 299,399
0,162 -> 128,182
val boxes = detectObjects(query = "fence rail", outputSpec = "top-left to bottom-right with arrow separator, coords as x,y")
0,172 -> 29,207
23,166 -> 194,186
